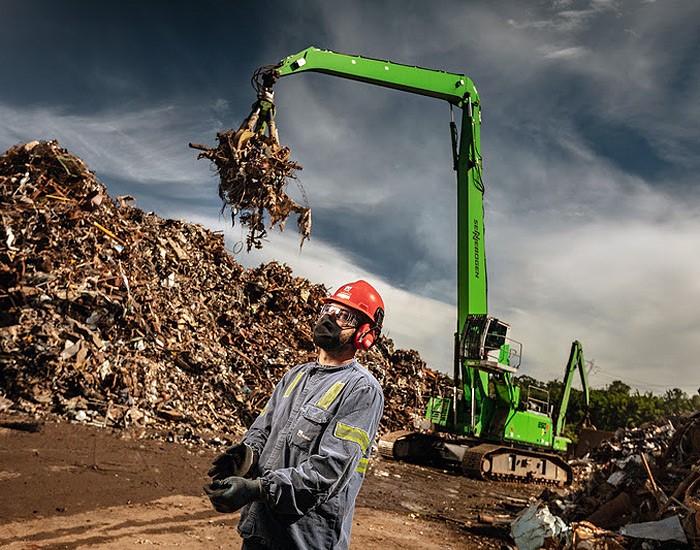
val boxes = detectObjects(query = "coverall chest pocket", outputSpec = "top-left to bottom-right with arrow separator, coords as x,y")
289,405 -> 332,452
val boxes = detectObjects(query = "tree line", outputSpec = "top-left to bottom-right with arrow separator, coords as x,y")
515,376 -> 700,434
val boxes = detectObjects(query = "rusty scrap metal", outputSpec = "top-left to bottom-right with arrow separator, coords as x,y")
550,412 -> 700,546
0,140 -> 449,445
189,77 -> 309,251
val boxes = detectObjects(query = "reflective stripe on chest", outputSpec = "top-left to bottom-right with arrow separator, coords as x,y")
283,371 -> 305,397
316,381 -> 345,410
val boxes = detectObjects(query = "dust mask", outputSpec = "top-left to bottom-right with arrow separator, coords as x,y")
313,314 -> 346,351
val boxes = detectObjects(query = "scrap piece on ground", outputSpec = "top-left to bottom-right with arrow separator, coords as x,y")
569,521 -> 627,550
619,514 -> 688,544
510,501 -> 569,550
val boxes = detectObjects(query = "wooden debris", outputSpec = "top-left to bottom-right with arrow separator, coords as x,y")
640,451 -> 668,508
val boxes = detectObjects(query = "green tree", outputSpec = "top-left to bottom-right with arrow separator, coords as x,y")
661,388 -> 693,416
691,393 -> 700,411
589,381 -> 632,430
630,391 -> 663,426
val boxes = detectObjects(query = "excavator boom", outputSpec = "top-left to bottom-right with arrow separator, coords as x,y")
271,47 -> 487,336
274,46 -> 478,105
236,46 -> 590,486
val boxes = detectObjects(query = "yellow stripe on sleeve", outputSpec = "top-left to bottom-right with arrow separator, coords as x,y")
334,422 -> 371,453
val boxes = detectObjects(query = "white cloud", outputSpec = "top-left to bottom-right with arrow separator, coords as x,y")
540,46 -> 588,60
498,217 -> 700,391
0,102 -> 219,195
507,0 -> 618,33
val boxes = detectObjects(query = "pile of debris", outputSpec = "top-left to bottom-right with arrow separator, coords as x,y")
0,140 -> 448,443
523,412 -> 700,548
189,122 -> 309,252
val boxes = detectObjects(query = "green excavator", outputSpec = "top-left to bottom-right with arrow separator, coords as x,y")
232,46 -> 591,486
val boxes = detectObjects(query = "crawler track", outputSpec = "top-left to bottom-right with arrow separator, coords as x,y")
379,431 -> 572,486
461,444 -> 571,486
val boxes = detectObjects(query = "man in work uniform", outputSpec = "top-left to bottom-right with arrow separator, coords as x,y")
204,280 -> 385,550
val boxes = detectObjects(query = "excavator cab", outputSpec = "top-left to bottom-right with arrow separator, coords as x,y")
460,314 -> 521,374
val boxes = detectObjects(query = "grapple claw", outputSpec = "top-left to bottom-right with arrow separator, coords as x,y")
190,69 -> 309,251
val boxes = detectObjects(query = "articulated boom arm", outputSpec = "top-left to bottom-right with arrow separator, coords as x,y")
246,47 -> 521,404
554,340 -> 590,436
274,47 -> 478,107
265,47 -> 514,375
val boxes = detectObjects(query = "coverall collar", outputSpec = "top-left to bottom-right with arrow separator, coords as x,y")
314,358 -> 360,372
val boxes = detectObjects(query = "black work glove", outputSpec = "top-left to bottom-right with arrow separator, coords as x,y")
207,442 -> 255,481
203,476 -> 264,513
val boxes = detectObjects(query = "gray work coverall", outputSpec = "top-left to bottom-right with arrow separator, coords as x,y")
238,359 -> 384,549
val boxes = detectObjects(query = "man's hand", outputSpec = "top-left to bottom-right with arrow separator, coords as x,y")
203,476 -> 264,513
207,442 -> 255,480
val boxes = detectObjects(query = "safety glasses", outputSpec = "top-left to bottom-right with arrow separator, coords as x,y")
318,303 -> 359,328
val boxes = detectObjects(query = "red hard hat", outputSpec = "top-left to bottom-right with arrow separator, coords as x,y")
323,280 -> 385,327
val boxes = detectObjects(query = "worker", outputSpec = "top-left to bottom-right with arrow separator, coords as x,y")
204,280 -> 386,550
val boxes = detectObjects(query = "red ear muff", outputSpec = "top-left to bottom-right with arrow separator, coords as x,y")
354,323 -> 375,350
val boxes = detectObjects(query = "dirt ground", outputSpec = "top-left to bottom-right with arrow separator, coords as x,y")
0,413 -> 543,549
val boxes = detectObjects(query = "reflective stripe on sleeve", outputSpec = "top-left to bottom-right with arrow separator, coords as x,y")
316,382 -> 345,410
334,422 -> 371,453
356,457 -> 369,475
284,371 -> 305,397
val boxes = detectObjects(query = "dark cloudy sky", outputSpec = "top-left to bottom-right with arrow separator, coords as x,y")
3,0 -> 700,395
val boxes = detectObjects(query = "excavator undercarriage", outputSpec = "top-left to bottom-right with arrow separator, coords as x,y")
378,431 -> 572,486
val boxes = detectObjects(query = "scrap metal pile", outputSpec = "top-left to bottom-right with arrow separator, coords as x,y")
517,412 -> 700,548
0,140 -> 448,442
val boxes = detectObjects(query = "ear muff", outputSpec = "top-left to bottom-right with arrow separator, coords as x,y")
354,323 -> 375,350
